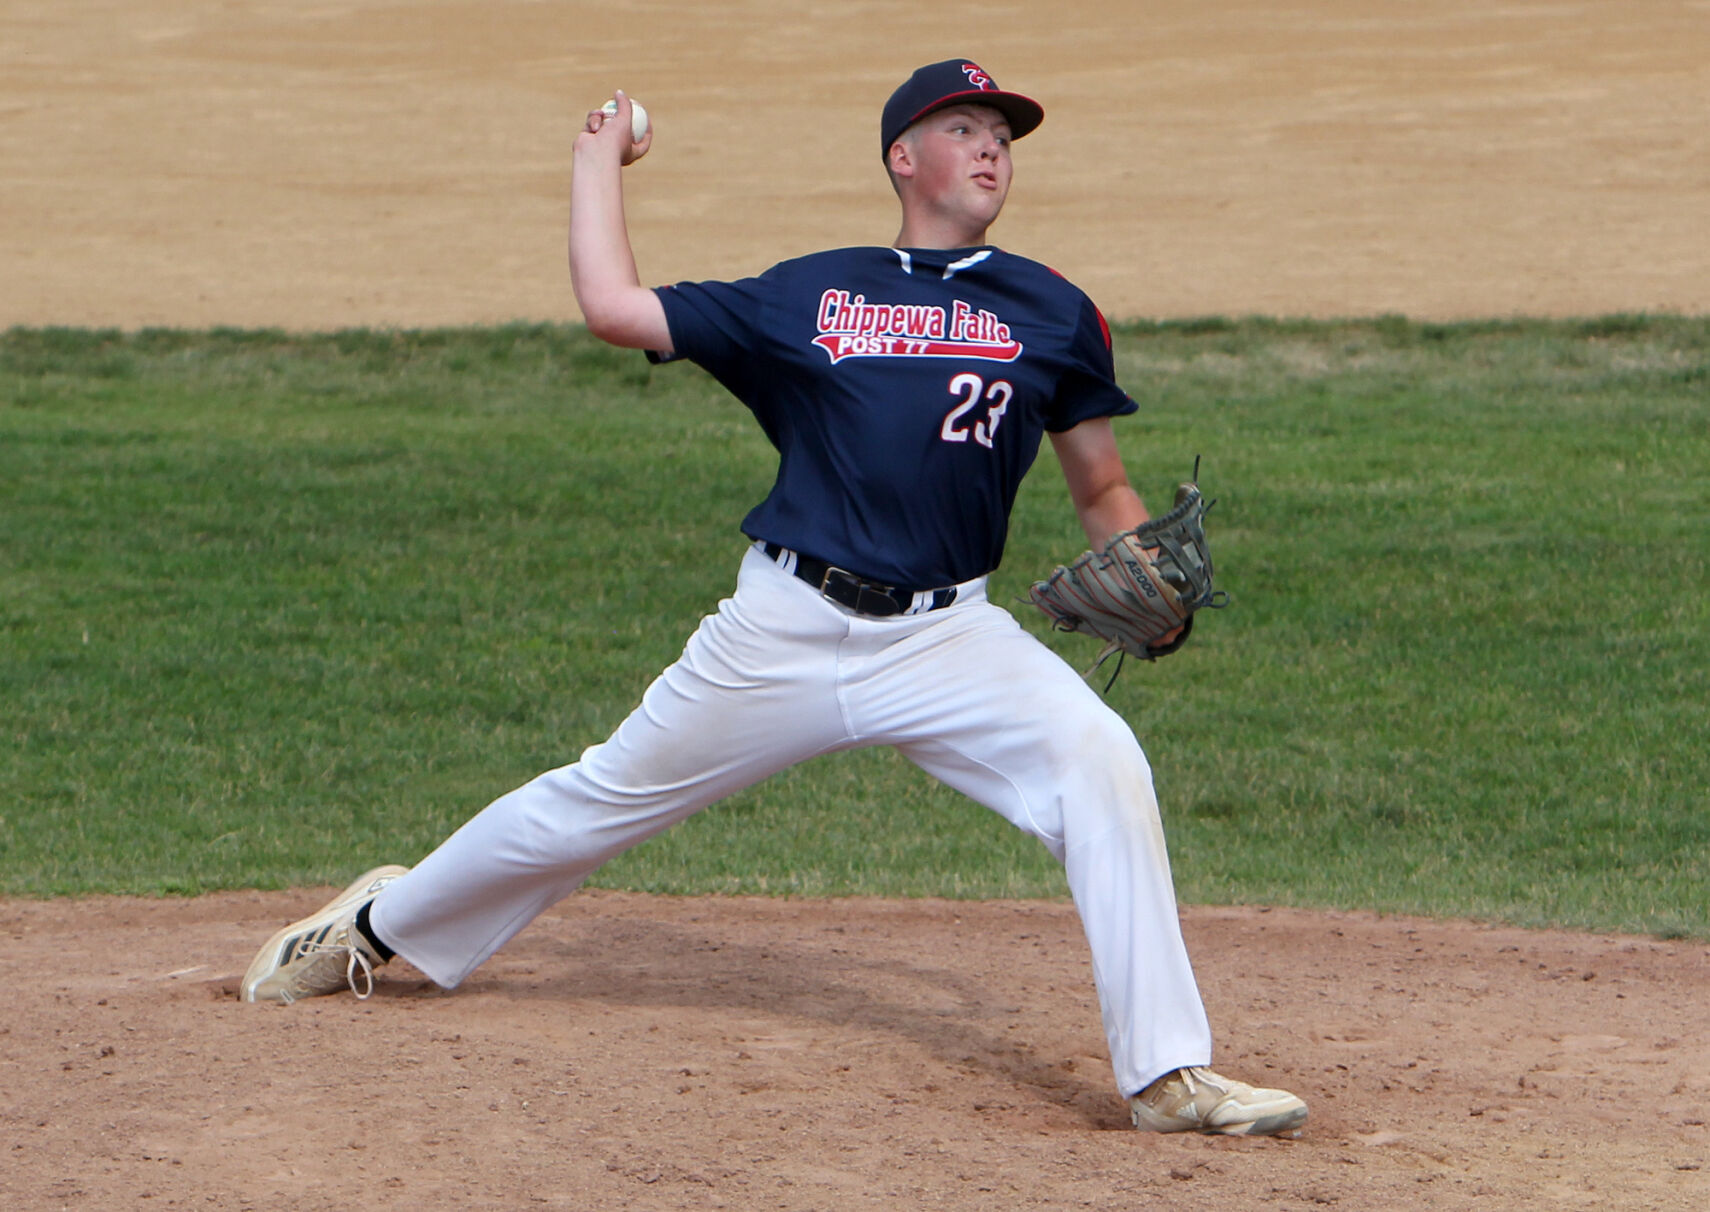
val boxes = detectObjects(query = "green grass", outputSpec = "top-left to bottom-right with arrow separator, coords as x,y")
2,318 -> 1705,937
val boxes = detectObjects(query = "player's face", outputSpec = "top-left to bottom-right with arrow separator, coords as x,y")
905,105 -> 1014,233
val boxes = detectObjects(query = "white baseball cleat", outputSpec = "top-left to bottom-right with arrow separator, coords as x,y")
242,865 -> 409,1004
1128,1066 -> 1308,1137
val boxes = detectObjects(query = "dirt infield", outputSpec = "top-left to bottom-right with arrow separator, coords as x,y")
4,2 -> 1709,1209
4,0 -> 1708,328
5,893 -> 1707,1211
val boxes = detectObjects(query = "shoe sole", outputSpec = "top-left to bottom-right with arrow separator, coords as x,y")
1131,1087 -> 1309,1137
241,864 -> 409,1003
1204,1102 -> 1308,1137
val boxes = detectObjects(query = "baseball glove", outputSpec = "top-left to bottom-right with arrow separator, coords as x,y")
1029,477 -> 1225,676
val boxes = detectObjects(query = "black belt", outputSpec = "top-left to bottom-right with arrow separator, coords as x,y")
761,543 -> 959,618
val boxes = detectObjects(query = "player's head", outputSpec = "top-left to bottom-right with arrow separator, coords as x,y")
880,59 -> 1043,163
882,61 -> 1040,244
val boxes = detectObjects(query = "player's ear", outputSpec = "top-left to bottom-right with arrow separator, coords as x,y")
887,138 -> 916,180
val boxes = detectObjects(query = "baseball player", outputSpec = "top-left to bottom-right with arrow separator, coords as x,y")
242,59 -> 1307,1137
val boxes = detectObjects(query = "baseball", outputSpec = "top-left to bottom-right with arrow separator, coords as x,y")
600,97 -> 650,143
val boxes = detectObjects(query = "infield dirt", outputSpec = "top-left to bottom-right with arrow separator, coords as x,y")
3,2 -> 1707,1209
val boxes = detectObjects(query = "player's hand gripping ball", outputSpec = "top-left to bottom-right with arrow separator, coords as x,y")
596,94 -> 651,163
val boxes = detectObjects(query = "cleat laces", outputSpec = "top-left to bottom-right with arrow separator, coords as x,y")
286,934 -> 378,1002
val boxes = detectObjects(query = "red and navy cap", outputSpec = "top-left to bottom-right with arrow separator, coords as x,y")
880,59 -> 1044,158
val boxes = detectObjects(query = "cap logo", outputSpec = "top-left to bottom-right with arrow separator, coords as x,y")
961,63 -> 994,90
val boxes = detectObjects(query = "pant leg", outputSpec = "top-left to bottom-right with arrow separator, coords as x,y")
370,550 -> 855,987
839,596 -> 1213,1096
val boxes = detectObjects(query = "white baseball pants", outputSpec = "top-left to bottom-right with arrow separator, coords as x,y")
370,546 -> 1213,1096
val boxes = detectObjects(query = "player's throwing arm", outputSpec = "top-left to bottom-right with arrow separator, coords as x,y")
570,90 -> 669,351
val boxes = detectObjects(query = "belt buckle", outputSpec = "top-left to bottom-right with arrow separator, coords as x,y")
818,564 -> 852,600
818,565 -> 859,609
820,566 -> 902,617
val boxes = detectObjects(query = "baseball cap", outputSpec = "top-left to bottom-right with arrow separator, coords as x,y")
880,59 -> 1044,158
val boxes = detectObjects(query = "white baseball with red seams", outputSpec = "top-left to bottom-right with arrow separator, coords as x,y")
600,97 -> 649,142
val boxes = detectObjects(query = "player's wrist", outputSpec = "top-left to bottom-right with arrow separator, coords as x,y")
572,132 -> 624,166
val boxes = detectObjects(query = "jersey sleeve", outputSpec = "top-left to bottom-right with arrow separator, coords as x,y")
1043,295 -> 1138,432
646,274 -> 772,399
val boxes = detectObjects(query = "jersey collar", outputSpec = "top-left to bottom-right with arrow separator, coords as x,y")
891,245 -> 997,280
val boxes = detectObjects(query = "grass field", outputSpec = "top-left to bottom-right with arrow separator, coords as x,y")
2,318 -> 1705,937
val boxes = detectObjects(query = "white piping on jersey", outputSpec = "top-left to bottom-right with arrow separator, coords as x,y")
941,249 -> 993,279
888,247 -> 993,280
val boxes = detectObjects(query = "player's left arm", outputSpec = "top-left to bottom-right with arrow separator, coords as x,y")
1049,417 -> 1150,547
1048,416 -> 1185,649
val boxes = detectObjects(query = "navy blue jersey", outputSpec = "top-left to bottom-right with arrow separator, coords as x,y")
650,245 -> 1135,587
